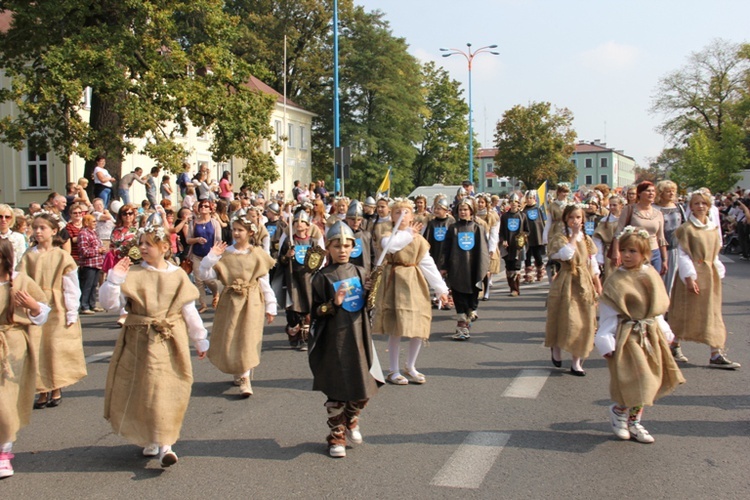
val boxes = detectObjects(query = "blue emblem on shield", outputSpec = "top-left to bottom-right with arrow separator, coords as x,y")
433,226 -> 447,242
266,225 -> 277,238
333,277 -> 364,312
527,208 -> 538,221
295,244 -> 310,265
351,238 -> 363,258
507,218 -> 520,232
458,232 -> 475,251
585,221 -> 595,235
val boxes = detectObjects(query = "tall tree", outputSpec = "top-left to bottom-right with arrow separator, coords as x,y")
412,61 -> 470,187
493,102 -> 577,189
330,7 -> 423,197
0,1 -> 279,190
651,38 -> 750,192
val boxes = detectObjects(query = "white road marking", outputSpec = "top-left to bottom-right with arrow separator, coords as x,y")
430,432 -> 511,489
720,254 -> 735,264
502,369 -> 549,399
85,351 -> 113,364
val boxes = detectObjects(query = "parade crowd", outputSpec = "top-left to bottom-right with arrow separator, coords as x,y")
0,160 -> 744,477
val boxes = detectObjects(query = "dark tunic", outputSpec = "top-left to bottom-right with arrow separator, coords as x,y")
266,219 -> 285,260
309,263 -> 382,401
425,215 -> 455,270
522,204 -> 546,247
441,219 -> 490,293
500,210 -> 528,267
278,235 -> 314,314
348,227 -> 374,275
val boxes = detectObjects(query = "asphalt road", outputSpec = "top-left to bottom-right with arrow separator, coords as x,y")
2,257 -> 749,499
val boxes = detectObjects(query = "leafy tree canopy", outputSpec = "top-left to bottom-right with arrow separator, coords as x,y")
493,101 -> 577,189
0,0 -> 279,189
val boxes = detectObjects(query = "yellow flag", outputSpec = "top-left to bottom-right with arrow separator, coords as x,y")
537,180 -> 547,213
376,168 -> 391,196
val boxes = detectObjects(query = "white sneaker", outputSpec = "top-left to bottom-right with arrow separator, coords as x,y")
328,444 -> 346,458
142,443 -> 159,457
346,426 -> 363,445
0,453 -> 14,479
239,377 -> 253,398
608,405 -> 630,440
628,422 -> 655,443
160,449 -> 179,467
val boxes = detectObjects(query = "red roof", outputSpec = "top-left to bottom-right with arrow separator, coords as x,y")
477,148 -> 498,158
0,11 -> 12,33
245,75 -> 304,110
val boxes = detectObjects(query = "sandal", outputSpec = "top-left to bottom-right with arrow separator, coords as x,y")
405,369 -> 426,384
197,304 -> 208,314
386,372 -> 408,385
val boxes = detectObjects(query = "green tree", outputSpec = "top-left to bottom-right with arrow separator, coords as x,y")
412,61 -> 470,187
493,102 -> 577,189
331,7 -> 423,197
0,0 -> 279,190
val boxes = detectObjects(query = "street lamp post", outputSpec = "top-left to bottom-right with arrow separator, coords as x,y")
440,43 -> 499,188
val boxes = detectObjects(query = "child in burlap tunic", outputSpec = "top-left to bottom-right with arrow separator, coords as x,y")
100,227 -> 209,468
372,199 -> 449,385
309,221 -> 384,458
197,215 -> 277,397
19,212 -> 87,408
668,190 -> 739,369
0,239 -> 50,479
595,229 -> 685,443
545,205 -> 602,376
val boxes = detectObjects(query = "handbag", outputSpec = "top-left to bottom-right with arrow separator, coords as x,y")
180,257 -> 193,274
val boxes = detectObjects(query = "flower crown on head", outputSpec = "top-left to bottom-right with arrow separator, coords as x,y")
389,197 -> 414,210
687,188 -> 711,201
137,224 -> 167,241
34,209 -> 66,229
617,225 -> 649,240
231,212 -> 258,233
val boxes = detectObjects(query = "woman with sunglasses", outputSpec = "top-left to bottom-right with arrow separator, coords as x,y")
102,204 -> 139,326
0,204 -> 27,268
185,200 -> 222,313
65,203 -> 87,264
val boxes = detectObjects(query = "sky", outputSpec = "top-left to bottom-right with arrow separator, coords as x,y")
356,0 -> 750,167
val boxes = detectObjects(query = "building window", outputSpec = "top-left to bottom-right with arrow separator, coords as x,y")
487,178 -> 493,188
600,157 -> 608,169
600,174 -> 608,185
81,87 -> 92,110
288,124 -> 295,148
275,120 -> 282,142
486,163 -> 493,173
24,146 -> 49,189
571,159 -> 577,167
585,158 -> 592,169
299,126 -> 307,150
500,181 -> 507,187
585,175 -> 593,185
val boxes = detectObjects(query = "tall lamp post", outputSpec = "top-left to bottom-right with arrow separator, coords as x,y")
440,43 -> 499,188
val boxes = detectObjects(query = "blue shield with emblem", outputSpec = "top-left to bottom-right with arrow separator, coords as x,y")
507,218 -> 520,232
351,238 -> 363,258
584,221 -> 595,235
294,244 -> 310,265
433,226 -> 447,242
458,232 -> 475,251
266,225 -> 277,238
333,276 -> 364,312
527,208 -> 538,221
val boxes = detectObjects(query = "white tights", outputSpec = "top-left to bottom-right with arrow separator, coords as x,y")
388,336 -> 423,375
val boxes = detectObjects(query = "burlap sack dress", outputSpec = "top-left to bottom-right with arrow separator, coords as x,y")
373,235 -> 432,339
477,211 -> 501,274
593,215 -> 619,279
544,233 -> 598,358
104,266 -> 199,447
668,220 -> 726,348
0,274 -> 47,443
207,249 -> 276,375
18,248 -> 87,391
601,266 -> 685,407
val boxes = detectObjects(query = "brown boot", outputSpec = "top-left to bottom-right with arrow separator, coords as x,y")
512,274 -> 521,296
344,400 -> 368,445
286,324 -> 301,348
524,266 -> 535,283
537,265 -> 546,282
326,401 -> 347,457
